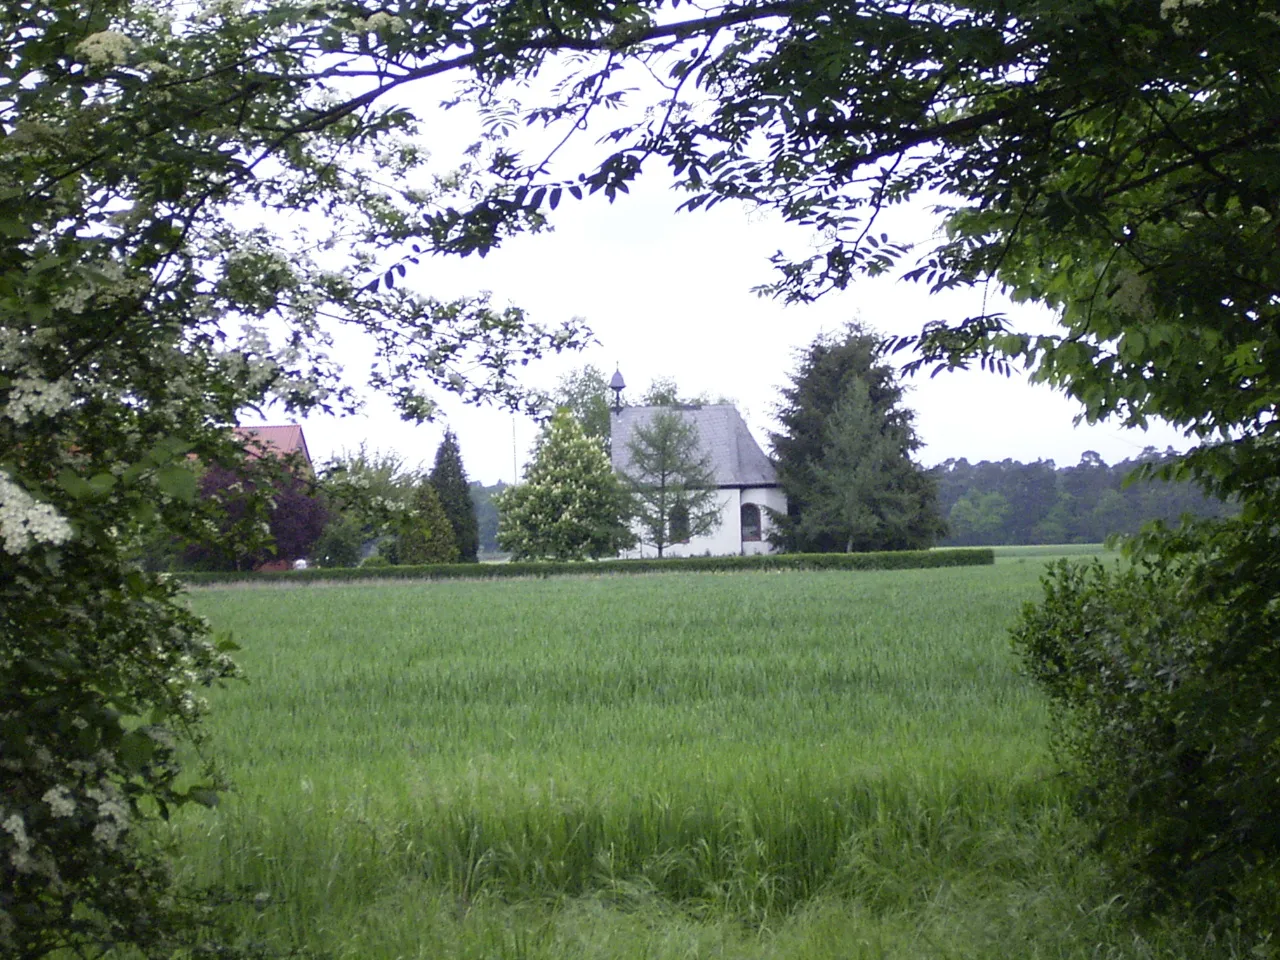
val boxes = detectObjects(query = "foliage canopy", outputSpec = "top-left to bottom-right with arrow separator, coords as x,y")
771,324 -> 942,553
182,464 -> 330,571
496,409 -> 634,560
5,0 -> 1280,948
1,0 -> 586,952
932,451 -> 1238,547
547,365 -> 614,452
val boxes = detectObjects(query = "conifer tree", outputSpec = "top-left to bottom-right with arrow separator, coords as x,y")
429,429 -> 480,562
802,379 -> 936,552
771,323 -> 943,552
395,482 -> 460,565
621,410 -> 721,557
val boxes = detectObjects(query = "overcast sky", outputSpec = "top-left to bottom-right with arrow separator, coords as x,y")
245,88 -> 1192,486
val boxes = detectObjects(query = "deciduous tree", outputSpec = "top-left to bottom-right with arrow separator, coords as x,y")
496,410 -> 634,560
548,365 -> 613,451
638,377 -> 723,407
311,513 -> 365,568
2,2 -> 588,953
620,410 -> 721,557
470,480 -> 506,556
316,445 -> 429,565
181,465 -> 330,571
946,491 -> 1012,547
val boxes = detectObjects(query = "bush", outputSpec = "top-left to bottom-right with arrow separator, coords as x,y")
1012,558 -> 1280,921
178,547 -> 994,585
312,515 -> 365,568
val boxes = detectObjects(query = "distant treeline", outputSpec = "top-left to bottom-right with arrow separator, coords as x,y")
932,448 -> 1236,546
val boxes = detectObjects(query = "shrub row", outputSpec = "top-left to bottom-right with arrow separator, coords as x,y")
178,548 -> 994,586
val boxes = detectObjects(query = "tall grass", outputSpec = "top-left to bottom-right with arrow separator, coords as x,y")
174,565 -> 1249,959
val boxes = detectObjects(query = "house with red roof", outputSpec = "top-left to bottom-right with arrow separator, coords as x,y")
230,424 -> 319,569
232,424 -> 313,475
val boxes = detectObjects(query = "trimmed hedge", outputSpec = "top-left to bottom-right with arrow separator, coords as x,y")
177,548 -> 994,586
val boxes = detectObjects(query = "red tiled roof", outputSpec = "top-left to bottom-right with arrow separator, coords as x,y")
233,424 -> 312,469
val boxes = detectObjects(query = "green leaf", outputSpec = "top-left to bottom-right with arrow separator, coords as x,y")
155,465 -> 198,502
57,468 -> 94,500
213,631 -> 241,653
145,436 -> 194,465
117,730 -> 156,771
1122,330 -> 1145,358
87,472 -> 117,496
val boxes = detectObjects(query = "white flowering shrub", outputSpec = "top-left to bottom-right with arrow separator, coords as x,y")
1,547 -> 240,954
496,409 -> 635,560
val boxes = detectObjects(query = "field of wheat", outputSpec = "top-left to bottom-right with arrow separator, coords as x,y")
175,558 -> 1234,959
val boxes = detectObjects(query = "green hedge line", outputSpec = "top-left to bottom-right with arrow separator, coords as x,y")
178,548 -> 994,586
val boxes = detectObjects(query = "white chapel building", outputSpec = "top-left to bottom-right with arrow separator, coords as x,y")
610,403 -> 787,558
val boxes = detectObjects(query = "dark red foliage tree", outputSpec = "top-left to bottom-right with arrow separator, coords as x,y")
182,465 -> 329,571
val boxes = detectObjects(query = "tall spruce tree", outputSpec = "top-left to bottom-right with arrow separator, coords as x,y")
801,379 -> 927,552
771,323 -> 942,552
430,429 -> 480,562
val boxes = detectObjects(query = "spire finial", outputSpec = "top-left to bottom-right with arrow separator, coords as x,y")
609,366 -> 626,415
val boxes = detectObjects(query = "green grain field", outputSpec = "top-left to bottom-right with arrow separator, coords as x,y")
177,561 -> 1236,959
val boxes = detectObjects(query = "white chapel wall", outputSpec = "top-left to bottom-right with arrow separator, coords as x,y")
740,486 -> 787,556
620,486 -> 787,558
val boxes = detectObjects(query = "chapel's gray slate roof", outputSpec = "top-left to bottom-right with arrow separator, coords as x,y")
610,405 -> 779,488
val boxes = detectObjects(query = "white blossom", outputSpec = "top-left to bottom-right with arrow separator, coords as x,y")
0,328 -> 31,371
0,905 -> 14,950
1159,0 -> 1207,15
76,31 -> 134,66
195,0 -> 245,20
1107,270 -> 1153,319
351,12 -> 406,33
86,786 -> 130,850
4,375 -> 73,424
1159,0 -> 1210,34
0,470 -> 74,555
42,787 -> 76,818
2,813 -> 33,872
